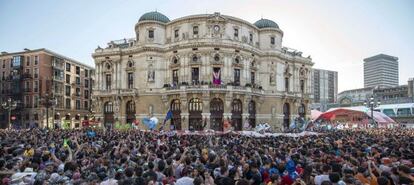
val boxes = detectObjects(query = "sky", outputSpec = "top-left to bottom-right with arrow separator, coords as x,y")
0,0 -> 413,92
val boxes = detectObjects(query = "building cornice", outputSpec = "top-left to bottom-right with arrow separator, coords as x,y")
93,42 -> 312,65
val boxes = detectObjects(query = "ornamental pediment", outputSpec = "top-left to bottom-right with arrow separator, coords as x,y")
207,12 -> 227,23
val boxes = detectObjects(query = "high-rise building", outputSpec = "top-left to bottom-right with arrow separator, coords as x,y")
311,69 -> 338,111
364,54 -> 398,88
408,78 -> 414,101
92,12 -> 314,131
0,48 -> 94,128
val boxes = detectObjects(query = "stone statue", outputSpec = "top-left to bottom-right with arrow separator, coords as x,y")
148,69 -> 155,81
270,73 -> 275,84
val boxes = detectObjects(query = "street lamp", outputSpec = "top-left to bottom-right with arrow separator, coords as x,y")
364,96 -> 381,128
1,98 -> 17,129
40,93 -> 57,129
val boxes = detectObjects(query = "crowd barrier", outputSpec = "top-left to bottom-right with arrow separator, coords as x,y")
149,130 -> 319,138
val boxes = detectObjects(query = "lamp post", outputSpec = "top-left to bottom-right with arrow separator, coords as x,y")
1,98 -> 17,129
40,93 -> 57,129
364,96 -> 381,128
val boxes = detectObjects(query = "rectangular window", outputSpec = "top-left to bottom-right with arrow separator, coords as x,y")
106,74 -> 112,90
128,72 -> 134,89
2,60 -> 5,68
34,68 -> 38,78
234,28 -> 239,37
66,98 -> 71,109
251,72 -> 255,84
300,80 -> 305,93
192,68 -> 199,84
76,88 -> 80,96
148,30 -> 154,39
285,77 -> 289,91
270,37 -> 275,45
34,96 -> 39,108
34,81 -> 38,92
25,81 -> 30,92
174,29 -> 179,38
76,77 -> 80,85
76,100 -> 81,110
193,26 -> 199,35
84,69 -> 88,77
249,33 -> 253,42
25,96 -> 30,108
234,69 -> 240,86
65,85 -> 71,96
84,90 -> 89,99
172,69 -> 179,85
76,66 -> 80,75
34,56 -> 38,65
12,56 -> 21,67
66,63 -> 71,72
84,101 -> 89,110
66,74 -> 70,84
2,71 -> 4,80
85,79 -> 89,88
26,56 -> 30,66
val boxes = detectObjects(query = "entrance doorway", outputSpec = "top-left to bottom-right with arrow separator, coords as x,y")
248,100 -> 256,128
126,101 -> 136,124
171,99 -> 181,130
283,103 -> 290,129
210,98 -> 224,131
231,99 -> 243,131
104,102 -> 114,129
188,98 -> 203,130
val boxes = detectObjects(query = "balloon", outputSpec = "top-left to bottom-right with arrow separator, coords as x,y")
143,117 -> 159,130
150,117 -> 159,124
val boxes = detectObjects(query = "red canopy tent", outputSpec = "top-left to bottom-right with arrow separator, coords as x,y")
316,106 -> 395,127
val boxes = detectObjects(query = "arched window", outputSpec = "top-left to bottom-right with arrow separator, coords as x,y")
189,98 -> 203,112
171,99 -> 182,130
106,63 -> 111,70
104,102 -> 114,113
126,101 -> 135,114
298,103 -> 306,118
173,57 -> 178,64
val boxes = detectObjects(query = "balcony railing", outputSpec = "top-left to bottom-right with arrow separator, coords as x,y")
22,73 -> 32,79
23,88 -> 32,92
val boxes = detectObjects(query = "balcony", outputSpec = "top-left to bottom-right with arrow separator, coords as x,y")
52,61 -> 64,70
71,82 -> 81,87
23,88 -> 32,93
53,76 -> 64,81
72,93 -> 81,97
164,84 -> 264,94
22,73 -> 32,79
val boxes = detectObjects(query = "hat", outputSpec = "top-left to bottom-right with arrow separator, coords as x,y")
381,157 -> 391,165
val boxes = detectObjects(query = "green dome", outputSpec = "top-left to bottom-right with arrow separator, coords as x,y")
139,11 -> 170,23
254,19 -> 279,29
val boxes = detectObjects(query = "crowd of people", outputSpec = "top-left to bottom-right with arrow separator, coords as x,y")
0,128 -> 413,185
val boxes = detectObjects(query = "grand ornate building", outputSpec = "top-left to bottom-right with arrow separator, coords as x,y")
92,12 -> 313,131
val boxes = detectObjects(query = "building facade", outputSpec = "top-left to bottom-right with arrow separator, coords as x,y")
364,54 -> 398,88
373,84 -> 413,105
311,68 -> 338,111
408,78 -> 414,100
337,87 -> 374,107
92,12 -> 313,131
0,48 -> 94,128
